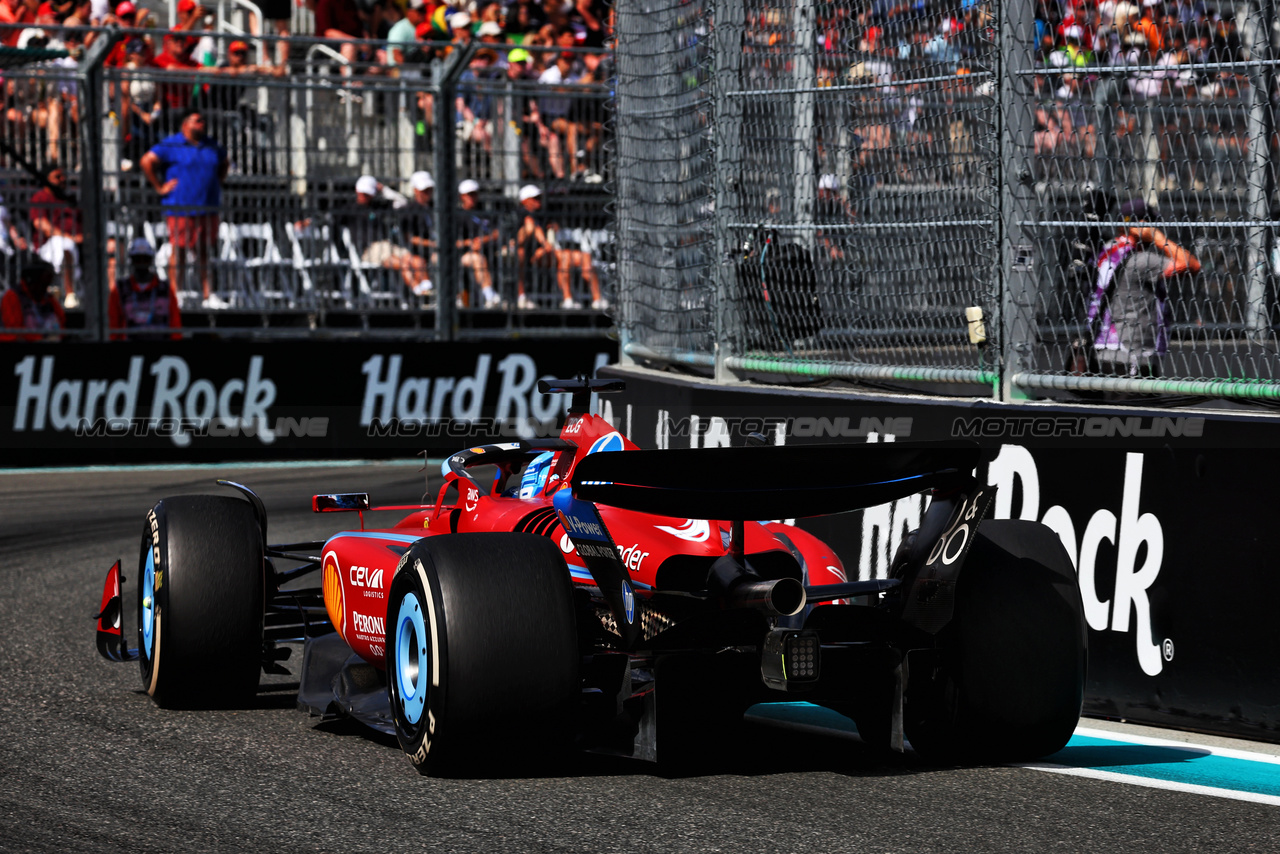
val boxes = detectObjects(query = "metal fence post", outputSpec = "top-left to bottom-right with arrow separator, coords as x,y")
1244,0 -> 1275,342
713,0 -> 745,383
998,0 -> 1037,401
790,0 -> 816,261
433,43 -> 476,340
77,29 -> 120,343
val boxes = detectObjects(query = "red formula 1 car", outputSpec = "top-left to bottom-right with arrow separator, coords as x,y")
96,378 -> 1086,773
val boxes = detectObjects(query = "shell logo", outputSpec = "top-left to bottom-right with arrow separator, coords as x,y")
322,550 -> 345,636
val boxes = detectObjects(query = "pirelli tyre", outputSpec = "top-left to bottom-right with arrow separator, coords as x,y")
904,519 -> 1087,764
137,495 -> 265,708
386,533 -> 579,775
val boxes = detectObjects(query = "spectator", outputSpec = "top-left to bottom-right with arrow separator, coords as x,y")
1133,0 -> 1164,54
0,192 -> 28,261
206,39 -> 285,118
174,0 -> 219,67
457,178 -> 500,308
535,51 -> 577,180
109,238 -> 181,339
404,170 -> 434,295
255,0 -> 292,65
309,0 -> 362,73
30,164 -> 82,307
152,33 -> 200,127
449,10 -> 472,46
476,20 -> 503,45
118,38 -> 159,171
387,0 -> 426,67
0,258 -> 63,340
457,49 -> 497,152
1088,200 -> 1200,377
816,173 -> 854,262
332,174 -> 432,297
43,28 -> 82,164
576,0 -> 606,48
0,0 -> 39,48
103,3 -> 156,72
508,49 -> 553,180
140,108 -> 228,307
513,184 -> 600,309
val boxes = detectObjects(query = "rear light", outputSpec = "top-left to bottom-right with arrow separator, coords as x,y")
761,629 -> 821,691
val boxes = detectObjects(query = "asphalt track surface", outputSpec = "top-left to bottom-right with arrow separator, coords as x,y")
1,462 -> 1277,853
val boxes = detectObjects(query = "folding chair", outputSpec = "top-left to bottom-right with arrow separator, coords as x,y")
285,221 -> 354,309
340,226 -> 408,310
225,222 -> 296,308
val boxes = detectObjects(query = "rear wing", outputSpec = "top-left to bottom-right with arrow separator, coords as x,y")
570,441 -> 981,519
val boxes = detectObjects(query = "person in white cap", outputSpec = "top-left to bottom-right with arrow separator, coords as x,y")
354,174 -> 408,208
410,171 -> 435,205
449,11 -> 471,41
513,184 -> 602,310
403,171 -> 435,295
108,238 -> 181,339
456,179 -> 500,308
329,175 -> 430,298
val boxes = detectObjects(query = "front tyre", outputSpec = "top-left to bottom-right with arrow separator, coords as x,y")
138,495 -> 264,708
905,520 -> 1086,763
386,533 -> 579,775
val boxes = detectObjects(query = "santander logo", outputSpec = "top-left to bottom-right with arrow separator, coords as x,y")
654,519 -> 711,542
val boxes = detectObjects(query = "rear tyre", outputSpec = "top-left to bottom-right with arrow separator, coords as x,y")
385,533 -> 579,775
137,495 -> 265,709
904,520 -> 1086,763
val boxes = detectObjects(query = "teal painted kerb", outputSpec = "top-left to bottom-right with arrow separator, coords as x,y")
1049,735 -> 1280,797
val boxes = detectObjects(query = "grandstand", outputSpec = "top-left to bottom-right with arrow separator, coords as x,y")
0,8 -> 613,338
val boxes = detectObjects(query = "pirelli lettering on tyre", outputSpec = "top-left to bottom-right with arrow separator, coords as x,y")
410,710 -> 437,765
147,508 -> 161,571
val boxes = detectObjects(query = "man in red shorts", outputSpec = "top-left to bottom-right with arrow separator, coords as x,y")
140,108 -> 228,308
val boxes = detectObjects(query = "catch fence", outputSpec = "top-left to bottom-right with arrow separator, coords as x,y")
612,0 -> 1280,402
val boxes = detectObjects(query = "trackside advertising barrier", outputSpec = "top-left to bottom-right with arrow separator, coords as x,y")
0,340 -> 615,463
599,364 -> 1280,745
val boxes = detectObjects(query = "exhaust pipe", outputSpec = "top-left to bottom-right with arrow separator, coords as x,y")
724,577 -> 807,617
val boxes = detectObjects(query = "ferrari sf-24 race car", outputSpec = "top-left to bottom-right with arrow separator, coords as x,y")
96,378 -> 1087,773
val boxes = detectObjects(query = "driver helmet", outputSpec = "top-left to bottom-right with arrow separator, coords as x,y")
519,451 -> 554,499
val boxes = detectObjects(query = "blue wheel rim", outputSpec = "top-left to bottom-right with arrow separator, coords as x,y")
141,547 -> 156,659
396,591 -> 428,726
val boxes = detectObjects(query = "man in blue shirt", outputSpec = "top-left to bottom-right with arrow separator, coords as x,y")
140,108 -> 229,308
